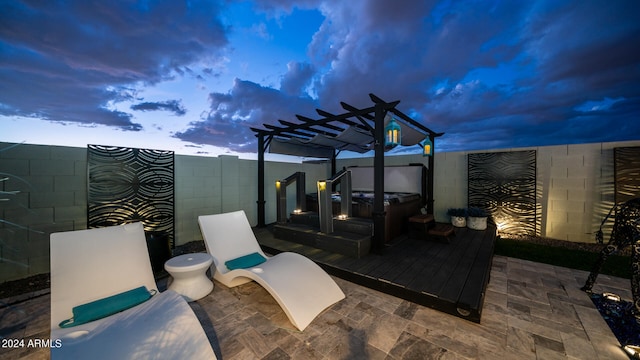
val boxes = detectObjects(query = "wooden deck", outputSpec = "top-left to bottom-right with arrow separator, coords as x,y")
254,223 -> 496,323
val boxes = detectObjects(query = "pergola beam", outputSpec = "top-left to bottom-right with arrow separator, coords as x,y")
279,119 -> 339,137
296,115 -> 346,133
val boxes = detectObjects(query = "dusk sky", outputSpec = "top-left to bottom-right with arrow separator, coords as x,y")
1,0 -> 639,160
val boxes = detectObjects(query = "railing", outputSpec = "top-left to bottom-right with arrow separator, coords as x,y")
275,172 -> 306,223
317,169 -> 352,234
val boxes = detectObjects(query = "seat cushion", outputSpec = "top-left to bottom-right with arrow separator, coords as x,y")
59,286 -> 153,328
225,252 -> 267,270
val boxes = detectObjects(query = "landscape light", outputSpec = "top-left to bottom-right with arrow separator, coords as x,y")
624,344 -> 640,359
603,292 -> 621,302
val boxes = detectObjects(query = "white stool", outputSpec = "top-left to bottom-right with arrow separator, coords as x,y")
164,253 -> 214,302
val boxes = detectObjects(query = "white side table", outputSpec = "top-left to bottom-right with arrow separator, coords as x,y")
164,253 -> 214,302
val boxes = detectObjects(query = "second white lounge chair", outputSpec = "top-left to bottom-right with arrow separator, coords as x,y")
198,210 -> 345,331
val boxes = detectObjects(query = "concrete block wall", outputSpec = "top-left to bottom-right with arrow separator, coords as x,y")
164,154 -> 331,245
0,143 -> 332,282
538,142 -> 618,242
1,143 -> 87,282
1,139 -> 638,283
174,154 -> 222,246
262,159 -> 330,224
338,141 -> 638,243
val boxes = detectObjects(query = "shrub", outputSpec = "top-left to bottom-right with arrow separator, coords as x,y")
446,208 -> 467,217
467,207 -> 489,217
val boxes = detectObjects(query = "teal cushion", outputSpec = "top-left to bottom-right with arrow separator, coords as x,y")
59,286 -> 154,328
225,252 -> 267,270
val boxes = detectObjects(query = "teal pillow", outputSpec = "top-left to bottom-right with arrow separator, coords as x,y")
225,252 -> 267,270
59,286 -> 154,328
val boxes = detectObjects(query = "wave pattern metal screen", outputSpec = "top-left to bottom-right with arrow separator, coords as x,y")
88,145 -> 175,248
468,150 -> 537,235
615,146 -> 640,204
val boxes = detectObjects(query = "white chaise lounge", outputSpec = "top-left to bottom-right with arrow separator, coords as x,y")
198,210 -> 345,331
50,222 -> 216,360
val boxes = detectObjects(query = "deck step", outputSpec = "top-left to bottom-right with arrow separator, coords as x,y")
428,223 -> 455,243
408,213 -> 436,240
273,223 -> 371,258
289,211 -> 373,236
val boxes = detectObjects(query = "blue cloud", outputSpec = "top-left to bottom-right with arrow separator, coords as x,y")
131,100 -> 187,116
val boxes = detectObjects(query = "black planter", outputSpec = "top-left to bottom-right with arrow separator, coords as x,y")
145,231 -> 172,277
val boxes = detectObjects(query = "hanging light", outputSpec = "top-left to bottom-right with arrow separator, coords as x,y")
421,137 -> 433,156
384,118 -> 401,147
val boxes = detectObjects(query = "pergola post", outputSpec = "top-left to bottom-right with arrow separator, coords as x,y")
257,134 -> 266,227
427,134 -> 435,214
372,104 -> 386,254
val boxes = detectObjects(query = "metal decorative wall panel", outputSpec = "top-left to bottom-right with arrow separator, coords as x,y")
614,146 -> 640,204
88,145 -> 175,248
468,150 -> 537,235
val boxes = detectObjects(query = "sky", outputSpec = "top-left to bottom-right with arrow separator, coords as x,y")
1,0 -> 640,161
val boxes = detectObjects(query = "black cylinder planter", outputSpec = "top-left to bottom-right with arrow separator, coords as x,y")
145,231 -> 172,277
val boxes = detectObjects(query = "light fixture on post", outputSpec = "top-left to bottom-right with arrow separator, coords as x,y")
421,137 -> 433,156
384,117 -> 401,147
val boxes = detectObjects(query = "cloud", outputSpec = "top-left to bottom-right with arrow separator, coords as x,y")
173,0 -> 640,154
303,0 -> 640,152
280,61 -> 316,96
0,0 -> 228,129
309,0 -> 529,111
131,100 -> 187,116
174,78 -> 317,151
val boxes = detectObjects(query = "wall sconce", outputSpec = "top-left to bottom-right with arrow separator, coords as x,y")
337,214 -> 347,220
385,118 -> 401,147
293,209 -> 302,214
422,137 -> 433,157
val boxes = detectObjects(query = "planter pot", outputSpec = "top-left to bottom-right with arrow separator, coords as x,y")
467,216 -> 487,231
145,231 -> 172,277
451,216 -> 467,228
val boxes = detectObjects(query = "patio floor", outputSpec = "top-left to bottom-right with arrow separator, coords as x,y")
0,254 -> 632,359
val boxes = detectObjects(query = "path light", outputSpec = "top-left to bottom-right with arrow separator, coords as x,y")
385,117 -> 401,147
603,292 -> 621,302
624,344 -> 640,359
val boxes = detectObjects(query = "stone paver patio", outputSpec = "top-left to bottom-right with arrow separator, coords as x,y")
0,255 -> 632,359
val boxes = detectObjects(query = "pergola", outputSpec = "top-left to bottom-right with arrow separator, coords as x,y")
251,93 -> 443,252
